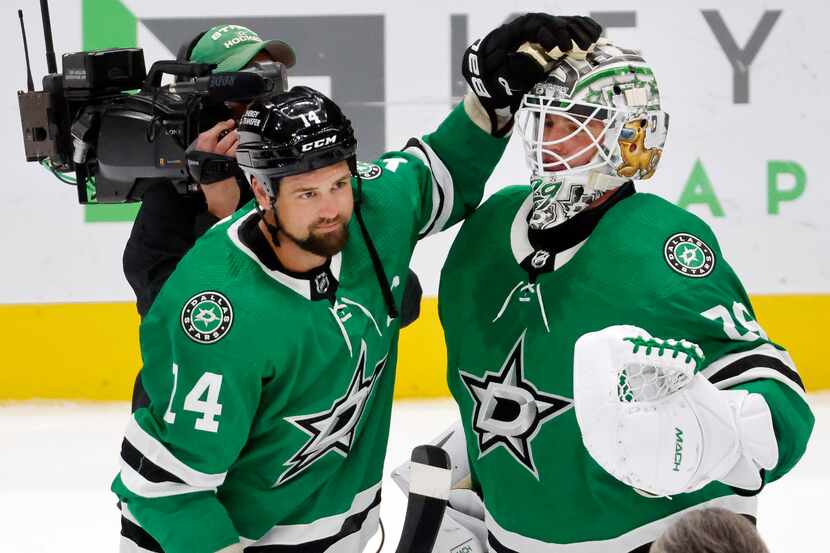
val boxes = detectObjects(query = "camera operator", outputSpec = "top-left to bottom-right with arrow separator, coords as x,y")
124,24 -> 422,410
123,24 -> 295,321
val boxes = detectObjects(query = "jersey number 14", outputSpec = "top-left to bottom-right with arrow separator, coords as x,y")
163,364 -> 224,432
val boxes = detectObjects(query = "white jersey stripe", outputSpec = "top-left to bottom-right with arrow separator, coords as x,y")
702,343 -> 806,400
125,416 -> 227,489
405,139 -> 455,238
120,462 -> 213,499
240,483 -> 381,546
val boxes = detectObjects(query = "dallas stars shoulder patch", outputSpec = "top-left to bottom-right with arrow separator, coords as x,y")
663,232 -> 716,278
356,161 -> 382,181
180,291 -> 234,344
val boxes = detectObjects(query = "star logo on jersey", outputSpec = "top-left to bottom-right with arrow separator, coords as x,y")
664,233 -> 716,278
460,332 -> 573,478
276,341 -> 387,486
180,291 -> 233,344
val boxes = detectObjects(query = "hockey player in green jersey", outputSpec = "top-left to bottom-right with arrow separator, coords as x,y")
111,15 -> 604,553
431,39 -> 815,552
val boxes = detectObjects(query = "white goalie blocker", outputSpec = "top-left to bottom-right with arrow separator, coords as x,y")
573,325 -> 779,497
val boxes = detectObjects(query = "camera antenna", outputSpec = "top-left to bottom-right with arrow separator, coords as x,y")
40,0 -> 57,74
18,10 -> 35,92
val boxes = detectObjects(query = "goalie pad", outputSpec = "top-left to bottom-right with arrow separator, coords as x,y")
573,325 -> 778,497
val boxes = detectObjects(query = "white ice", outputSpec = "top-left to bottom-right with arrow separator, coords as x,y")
0,396 -> 827,552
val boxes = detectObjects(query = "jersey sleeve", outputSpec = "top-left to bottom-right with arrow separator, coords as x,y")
111,294 -> 262,553
367,101 -> 508,242
641,231 -> 813,485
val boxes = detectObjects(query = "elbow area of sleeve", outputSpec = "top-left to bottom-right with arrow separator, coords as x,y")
114,477 -> 240,553
732,379 -> 815,483
423,102 -> 509,174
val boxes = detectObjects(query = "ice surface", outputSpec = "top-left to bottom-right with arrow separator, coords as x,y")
0,396 -> 826,551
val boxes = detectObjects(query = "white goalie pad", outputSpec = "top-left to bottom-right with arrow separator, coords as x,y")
573,325 -> 778,497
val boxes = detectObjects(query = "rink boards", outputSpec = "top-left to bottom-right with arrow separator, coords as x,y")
1,294 -> 827,400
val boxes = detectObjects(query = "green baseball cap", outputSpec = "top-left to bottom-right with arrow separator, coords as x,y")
189,24 -> 296,72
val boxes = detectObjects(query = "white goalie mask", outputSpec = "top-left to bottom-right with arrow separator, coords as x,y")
516,40 -> 669,230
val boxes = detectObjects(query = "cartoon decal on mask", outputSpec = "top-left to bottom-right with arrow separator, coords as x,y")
617,118 -> 662,179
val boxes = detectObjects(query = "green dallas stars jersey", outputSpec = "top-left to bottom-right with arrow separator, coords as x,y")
439,185 -> 814,552
111,103 -> 508,553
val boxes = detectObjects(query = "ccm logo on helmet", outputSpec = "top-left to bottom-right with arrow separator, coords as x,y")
301,135 -> 337,152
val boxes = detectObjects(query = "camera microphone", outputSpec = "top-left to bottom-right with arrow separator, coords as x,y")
168,72 -> 266,102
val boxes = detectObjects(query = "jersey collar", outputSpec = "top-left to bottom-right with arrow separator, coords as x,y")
228,209 -> 342,301
510,182 -> 635,275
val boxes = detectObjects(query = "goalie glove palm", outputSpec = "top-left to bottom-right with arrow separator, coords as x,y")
573,325 -> 778,497
462,14 -> 602,136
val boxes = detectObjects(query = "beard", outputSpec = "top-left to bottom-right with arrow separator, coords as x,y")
282,219 -> 350,257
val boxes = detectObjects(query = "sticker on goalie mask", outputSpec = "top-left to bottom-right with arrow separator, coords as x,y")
181,291 -> 234,344
663,233 -> 715,278
357,161 -> 382,181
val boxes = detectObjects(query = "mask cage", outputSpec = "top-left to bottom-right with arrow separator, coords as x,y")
517,93 -> 629,178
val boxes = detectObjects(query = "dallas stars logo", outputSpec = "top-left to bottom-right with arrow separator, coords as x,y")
180,291 -> 233,344
357,161 -> 382,180
664,232 -> 716,278
276,341 -> 386,486
460,333 -> 573,478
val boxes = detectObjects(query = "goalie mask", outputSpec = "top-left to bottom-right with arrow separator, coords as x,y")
515,40 -> 669,230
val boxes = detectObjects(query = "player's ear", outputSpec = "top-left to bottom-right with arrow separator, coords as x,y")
249,176 -> 269,207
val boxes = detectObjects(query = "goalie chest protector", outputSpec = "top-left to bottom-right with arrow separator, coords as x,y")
439,185 -> 766,547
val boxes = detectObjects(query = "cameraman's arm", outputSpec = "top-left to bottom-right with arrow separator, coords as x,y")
123,185 -> 207,317
123,121 -> 249,317
194,119 -> 243,219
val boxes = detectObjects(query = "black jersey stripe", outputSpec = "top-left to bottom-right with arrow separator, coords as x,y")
121,515 -> 164,553
708,354 -> 805,391
121,438 -> 186,484
245,490 -> 381,552
405,138 -> 447,239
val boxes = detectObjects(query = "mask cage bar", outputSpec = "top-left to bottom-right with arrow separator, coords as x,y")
518,94 -> 629,178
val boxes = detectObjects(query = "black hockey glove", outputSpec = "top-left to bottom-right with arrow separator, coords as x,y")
462,14 -> 602,136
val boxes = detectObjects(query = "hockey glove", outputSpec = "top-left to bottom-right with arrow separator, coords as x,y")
573,325 -> 779,497
462,14 -> 602,136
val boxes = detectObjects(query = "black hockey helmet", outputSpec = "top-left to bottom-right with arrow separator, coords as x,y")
236,86 -> 358,196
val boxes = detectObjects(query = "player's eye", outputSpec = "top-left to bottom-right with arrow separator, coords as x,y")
299,191 -> 315,200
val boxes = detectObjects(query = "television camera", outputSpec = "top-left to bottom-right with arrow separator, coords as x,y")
17,0 -> 287,204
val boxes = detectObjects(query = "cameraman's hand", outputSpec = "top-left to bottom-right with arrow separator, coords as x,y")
194,120 -> 241,218
194,119 -> 239,157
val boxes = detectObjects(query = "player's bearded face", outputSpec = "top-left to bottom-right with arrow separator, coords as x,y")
281,214 -> 350,257
276,161 -> 354,257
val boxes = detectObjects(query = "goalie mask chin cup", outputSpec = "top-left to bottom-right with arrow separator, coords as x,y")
516,40 -> 670,229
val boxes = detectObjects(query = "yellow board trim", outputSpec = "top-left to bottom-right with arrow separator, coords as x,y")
0,295 -> 827,400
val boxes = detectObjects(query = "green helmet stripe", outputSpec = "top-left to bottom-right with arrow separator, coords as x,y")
574,65 -> 654,95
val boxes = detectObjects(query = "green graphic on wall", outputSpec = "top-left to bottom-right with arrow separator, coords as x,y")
83,0 -> 139,223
